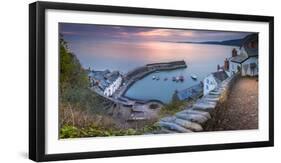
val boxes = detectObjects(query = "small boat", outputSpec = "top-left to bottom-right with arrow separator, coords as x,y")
164,77 -> 168,81
191,74 -> 197,80
179,75 -> 184,82
152,76 -> 156,80
172,77 -> 176,81
156,76 -> 160,80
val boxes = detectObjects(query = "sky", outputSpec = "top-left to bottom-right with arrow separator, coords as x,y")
59,23 -> 252,72
59,23 -> 251,44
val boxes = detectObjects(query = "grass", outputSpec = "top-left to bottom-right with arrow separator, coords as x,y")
59,103 -> 140,138
59,102 -> 163,138
159,99 -> 193,118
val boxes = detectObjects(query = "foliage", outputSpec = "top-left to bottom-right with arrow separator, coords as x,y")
58,35 -> 163,138
59,103 -> 162,138
59,35 -> 107,113
59,34 -> 88,93
59,35 -> 114,138
159,100 -> 190,117
60,123 -> 164,138
60,125 -> 139,138
141,124 -> 162,133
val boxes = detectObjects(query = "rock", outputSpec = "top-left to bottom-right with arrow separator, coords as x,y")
202,97 -> 220,102
174,118 -> 203,131
185,109 -> 211,119
177,109 -> 211,119
193,102 -> 216,111
196,99 -> 217,106
175,113 -> 209,124
157,121 -> 193,133
160,116 -> 203,131
158,128 -> 178,134
209,91 -> 221,95
160,116 -> 176,122
205,94 -> 220,99
214,87 -> 225,92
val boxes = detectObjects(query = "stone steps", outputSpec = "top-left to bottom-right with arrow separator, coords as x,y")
157,121 -> 193,133
153,74 -> 238,134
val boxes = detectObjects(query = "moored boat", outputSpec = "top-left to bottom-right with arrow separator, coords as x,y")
179,75 -> 184,82
191,74 -> 197,80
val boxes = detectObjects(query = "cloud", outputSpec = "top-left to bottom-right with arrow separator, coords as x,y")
59,23 -> 251,43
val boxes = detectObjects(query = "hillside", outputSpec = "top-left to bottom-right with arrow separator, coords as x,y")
177,38 -> 243,46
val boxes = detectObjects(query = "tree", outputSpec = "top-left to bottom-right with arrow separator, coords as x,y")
59,34 -> 88,93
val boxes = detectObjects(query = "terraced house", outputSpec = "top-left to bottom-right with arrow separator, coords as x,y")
229,33 -> 258,76
88,70 -> 123,97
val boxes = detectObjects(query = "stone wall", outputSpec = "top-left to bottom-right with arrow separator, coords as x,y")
153,73 -> 240,134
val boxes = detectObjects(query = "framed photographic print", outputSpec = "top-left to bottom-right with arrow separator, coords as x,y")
29,1 -> 274,162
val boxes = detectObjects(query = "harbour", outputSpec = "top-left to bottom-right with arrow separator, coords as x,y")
59,22 -> 259,138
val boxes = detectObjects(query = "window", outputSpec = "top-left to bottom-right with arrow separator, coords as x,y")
206,85 -> 209,90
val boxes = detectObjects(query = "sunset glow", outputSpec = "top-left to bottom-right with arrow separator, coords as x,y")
59,23 -> 252,71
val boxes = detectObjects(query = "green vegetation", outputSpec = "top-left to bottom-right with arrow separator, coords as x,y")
159,100 -> 191,117
59,35 -> 160,138
60,123 -> 162,139
60,125 -> 138,138
58,35 -> 185,138
59,35 -> 107,113
59,35 -> 125,138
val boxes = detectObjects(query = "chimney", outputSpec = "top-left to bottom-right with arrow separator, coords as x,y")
224,58 -> 229,71
217,64 -> 220,72
232,48 -> 238,57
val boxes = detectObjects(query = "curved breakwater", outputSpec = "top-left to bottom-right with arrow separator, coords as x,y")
114,60 -> 187,105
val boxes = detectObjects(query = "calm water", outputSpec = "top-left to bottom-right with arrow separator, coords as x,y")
76,41 -> 237,103
124,68 -> 200,103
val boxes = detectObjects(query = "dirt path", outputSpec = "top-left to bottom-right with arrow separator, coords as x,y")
207,77 -> 258,131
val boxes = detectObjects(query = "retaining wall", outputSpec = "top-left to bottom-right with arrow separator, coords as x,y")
153,73 -> 240,134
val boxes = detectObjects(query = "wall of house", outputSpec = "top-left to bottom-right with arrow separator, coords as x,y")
229,61 -> 241,75
103,76 -> 123,97
241,57 -> 258,76
240,47 -> 247,55
203,75 -> 217,95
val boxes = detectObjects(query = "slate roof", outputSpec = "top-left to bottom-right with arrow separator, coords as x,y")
245,47 -> 258,57
106,71 -> 120,83
231,33 -> 258,63
243,33 -> 258,57
211,71 -> 228,84
230,53 -> 248,63
89,70 -> 121,91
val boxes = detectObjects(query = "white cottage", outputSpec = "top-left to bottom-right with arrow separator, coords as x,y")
89,70 -> 123,97
103,72 -> 122,97
229,34 -> 258,76
203,70 -> 229,96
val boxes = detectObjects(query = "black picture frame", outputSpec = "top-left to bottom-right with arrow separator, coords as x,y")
29,1 -> 274,162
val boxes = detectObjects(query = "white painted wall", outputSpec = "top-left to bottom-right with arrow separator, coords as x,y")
104,76 -> 122,96
230,61 -> 241,75
241,57 -> 258,76
203,74 -> 218,95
